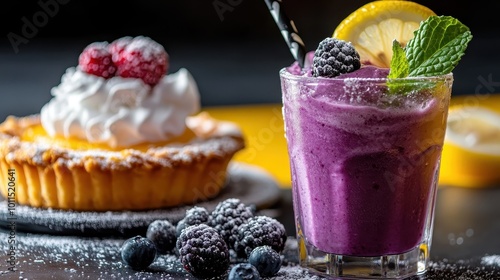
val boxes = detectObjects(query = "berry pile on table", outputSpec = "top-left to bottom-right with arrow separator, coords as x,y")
120,198 -> 288,279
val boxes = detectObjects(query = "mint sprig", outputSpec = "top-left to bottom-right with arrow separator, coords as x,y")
388,15 -> 473,80
389,40 -> 408,78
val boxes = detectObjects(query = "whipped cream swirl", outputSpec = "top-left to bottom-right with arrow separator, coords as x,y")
40,67 -> 200,148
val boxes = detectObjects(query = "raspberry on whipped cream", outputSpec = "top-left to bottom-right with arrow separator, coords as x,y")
115,36 -> 169,86
78,42 -> 117,79
41,36 -> 198,149
109,36 -> 134,64
40,67 -> 200,148
77,36 -> 169,86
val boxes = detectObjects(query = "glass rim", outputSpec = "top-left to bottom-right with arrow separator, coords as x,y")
279,67 -> 454,83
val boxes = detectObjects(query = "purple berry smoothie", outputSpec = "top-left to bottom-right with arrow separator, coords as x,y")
281,65 -> 451,256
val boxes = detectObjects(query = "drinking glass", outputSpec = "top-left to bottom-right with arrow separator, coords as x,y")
280,68 -> 453,279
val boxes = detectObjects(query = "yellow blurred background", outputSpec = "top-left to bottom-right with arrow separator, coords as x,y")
205,104 -> 291,187
205,93 -> 500,189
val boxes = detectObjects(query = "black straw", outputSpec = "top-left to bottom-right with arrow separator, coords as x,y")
264,0 -> 306,68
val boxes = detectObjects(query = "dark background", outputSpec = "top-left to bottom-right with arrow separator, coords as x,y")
1,0 -> 499,120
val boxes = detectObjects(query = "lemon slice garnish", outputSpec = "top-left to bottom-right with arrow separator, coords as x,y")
446,107 -> 500,154
439,106 -> 500,188
333,0 -> 436,68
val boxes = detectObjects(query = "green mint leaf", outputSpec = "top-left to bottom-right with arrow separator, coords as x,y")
406,15 -> 473,77
387,15 -> 472,94
387,40 -> 412,95
388,40 -> 409,79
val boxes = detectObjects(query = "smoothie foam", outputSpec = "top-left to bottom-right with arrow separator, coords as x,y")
281,66 -> 451,256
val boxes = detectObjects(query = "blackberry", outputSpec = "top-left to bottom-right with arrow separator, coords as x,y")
120,235 -> 156,270
248,246 -> 282,277
234,216 -> 287,258
146,220 -> 176,254
312,37 -> 361,78
228,263 -> 261,280
209,198 -> 254,249
176,206 -> 210,237
176,224 -> 230,278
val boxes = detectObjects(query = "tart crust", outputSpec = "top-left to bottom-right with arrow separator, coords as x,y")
0,112 -> 245,211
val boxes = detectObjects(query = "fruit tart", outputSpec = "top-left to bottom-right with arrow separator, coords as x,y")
0,36 -> 245,211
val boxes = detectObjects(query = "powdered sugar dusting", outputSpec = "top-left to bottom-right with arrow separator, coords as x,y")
481,255 -> 500,266
2,205 -> 185,236
125,36 -> 166,61
423,259 -> 500,280
0,233 -> 321,279
1,132 -> 243,170
0,232 -> 190,279
1,111 -> 244,171
109,36 -> 133,63
269,265 -> 323,280
1,232 -> 499,279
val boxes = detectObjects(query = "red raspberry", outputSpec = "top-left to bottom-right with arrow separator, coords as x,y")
78,42 -> 116,79
109,36 -> 133,64
115,36 -> 169,86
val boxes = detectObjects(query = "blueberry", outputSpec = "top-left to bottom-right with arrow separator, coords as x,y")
228,263 -> 261,280
146,220 -> 176,254
248,245 -> 282,277
120,235 -> 156,270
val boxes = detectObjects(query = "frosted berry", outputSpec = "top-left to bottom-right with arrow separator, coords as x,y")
146,220 -> 176,254
78,42 -> 116,79
115,36 -> 169,86
209,198 -> 254,249
248,245 -> 282,277
176,206 -> 210,237
109,36 -> 133,64
176,224 -> 230,278
234,216 -> 287,258
312,37 -> 361,78
120,235 -> 156,270
228,263 -> 261,280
